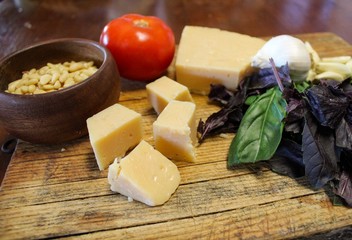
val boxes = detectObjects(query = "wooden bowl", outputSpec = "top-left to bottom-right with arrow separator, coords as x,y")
0,38 -> 120,144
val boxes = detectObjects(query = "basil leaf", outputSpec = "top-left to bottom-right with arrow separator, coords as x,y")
197,80 -> 250,143
248,64 -> 292,90
336,118 -> 352,150
208,84 -> 235,105
302,113 -> 339,189
244,95 -> 259,105
305,85 -> 349,129
268,138 -> 304,178
228,87 -> 287,167
335,150 -> 352,206
336,170 -> 352,206
293,81 -> 310,93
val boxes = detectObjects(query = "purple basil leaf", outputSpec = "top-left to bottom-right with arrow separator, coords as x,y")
275,139 -> 304,166
197,80 -> 250,142
336,118 -> 352,150
346,105 -> 352,125
339,78 -> 352,97
197,99 -> 241,142
318,79 -> 342,88
282,88 -> 307,133
285,121 -> 304,134
197,106 -> 242,140
248,64 -> 292,90
336,170 -> 352,207
285,98 -> 307,122
305,85 -> 349,129
302,113 -> 339,189
208,84 -> 235,105
268,138 -> 304,178
334,151 -> 352,206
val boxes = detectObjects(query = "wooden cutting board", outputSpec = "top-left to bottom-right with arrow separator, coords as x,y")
1,33 -> 352,239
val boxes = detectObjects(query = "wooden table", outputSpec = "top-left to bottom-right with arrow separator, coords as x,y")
1,1 -> 352,239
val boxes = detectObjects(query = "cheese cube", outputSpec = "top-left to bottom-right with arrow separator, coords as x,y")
153,100 -> 196,162
176,26 -> 266,94
87,103 -> 143,170
146,76 -> 193,114
108,140 -> 181,206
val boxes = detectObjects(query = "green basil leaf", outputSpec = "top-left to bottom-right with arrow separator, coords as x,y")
294,81 -> 311,93
244,95 -> 258,105
228,87 -> 287,167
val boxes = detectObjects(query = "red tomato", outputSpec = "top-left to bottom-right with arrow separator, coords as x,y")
100,14 -> 175,81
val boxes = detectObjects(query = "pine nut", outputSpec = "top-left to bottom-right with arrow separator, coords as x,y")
28,85 -> 36,93
5,61 -> 98,95
39,74 -> 51,85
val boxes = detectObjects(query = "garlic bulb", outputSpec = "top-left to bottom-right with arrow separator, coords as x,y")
251,35 -> 311,82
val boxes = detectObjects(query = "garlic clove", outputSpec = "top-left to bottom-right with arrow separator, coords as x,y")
306,69 -> 317,81
322,56 -> 351,64
315,71 -> 344,81
316,62 -> 352,80
305,41 -> 321,66
346,60 -> 352,72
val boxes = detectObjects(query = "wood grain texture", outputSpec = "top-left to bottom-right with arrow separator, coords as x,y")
1,33 -> 352,239
2,0 -> 352,186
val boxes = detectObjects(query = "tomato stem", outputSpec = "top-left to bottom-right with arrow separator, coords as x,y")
133,19 -> 149,28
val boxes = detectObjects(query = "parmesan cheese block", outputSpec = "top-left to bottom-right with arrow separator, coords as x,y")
108,140 -> 181,206
153,100 -> 196,162
87,103 -> 143,170
146,76 -> 193,114
175,26 -> 266,94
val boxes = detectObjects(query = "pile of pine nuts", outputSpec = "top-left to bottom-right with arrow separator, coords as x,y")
5,61 -> 98,95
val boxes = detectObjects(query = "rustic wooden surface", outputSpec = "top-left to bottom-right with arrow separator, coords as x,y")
1,32 -> 352,239
2,0 -> 352,186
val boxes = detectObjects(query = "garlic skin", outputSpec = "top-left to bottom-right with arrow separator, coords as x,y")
251,35 -> 311,82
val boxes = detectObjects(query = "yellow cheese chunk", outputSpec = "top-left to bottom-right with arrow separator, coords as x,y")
146,76 -> 193,114
87,103 -> 143,170
153,100 -> 196,162
108,140 -> 181,206
176,26 -> 266,94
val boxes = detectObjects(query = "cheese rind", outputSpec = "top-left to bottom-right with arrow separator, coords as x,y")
153,100 -> 196,162
87,103 -> 143,170
175,26 -> 266,94
146,76 -> 193,114
108,140 -> 181,206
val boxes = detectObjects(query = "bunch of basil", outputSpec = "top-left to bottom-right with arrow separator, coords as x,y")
197,63 -> 352,207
